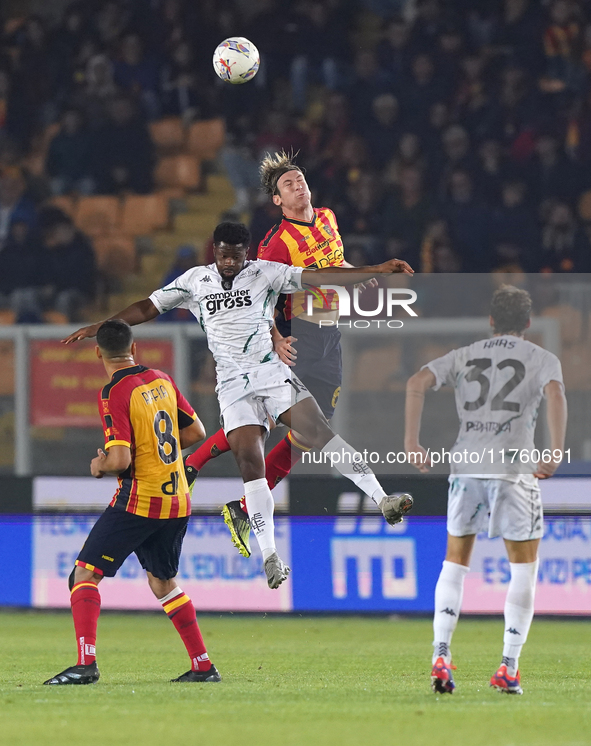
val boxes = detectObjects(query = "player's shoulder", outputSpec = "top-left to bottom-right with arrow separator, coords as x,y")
258,221 -> 291,260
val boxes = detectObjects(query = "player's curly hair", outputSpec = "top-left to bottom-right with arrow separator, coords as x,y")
259,150 -> 303,195
490,285 -> 532,334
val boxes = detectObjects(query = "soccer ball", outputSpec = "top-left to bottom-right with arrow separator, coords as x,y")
213,37 -> 260,85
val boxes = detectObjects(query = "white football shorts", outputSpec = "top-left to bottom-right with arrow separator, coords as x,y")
447,476 -> 543,541
217,361 -> 312,435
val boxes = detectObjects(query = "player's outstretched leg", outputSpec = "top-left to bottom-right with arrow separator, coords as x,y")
320,434 -> 413,524
431,561 -> 469,694
490,558 -> 538,696
158,586 -> 221,683
44,579 -> 101,685
184,429 -> 232,494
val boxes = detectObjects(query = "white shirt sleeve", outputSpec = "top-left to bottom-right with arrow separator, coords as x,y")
422,349 -> 459,391
149,270 -> 194,313
541,352 -> 565,394
257,260 -> 304,295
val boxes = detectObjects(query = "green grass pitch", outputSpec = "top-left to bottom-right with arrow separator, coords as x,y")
0,612 -> 589,746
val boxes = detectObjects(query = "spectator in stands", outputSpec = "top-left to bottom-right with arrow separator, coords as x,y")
475,138 -> 509,204
383,132 -> 426,187
540,200 -> 591,272
92,96 -> 154,195
220,113 -> 260,216
438,169 -> 492,271
491,180 -> 539,271
161,40 -> 215,122
0,219 -> 44,322
377,16 -> 414,80
157,244 -> 196,322
380,165 -> 432,268
72,54 -> 119,130
290,1 -> 346,112
523,130 -> 580,205
0,168 -> 36,249
37,207 -> 96,321
401,54 -> 442,128
336,170 -> 382,261
113,33 -> 161,120
362,93 -> 403,168
347,50 -> 391,128
541,0 -> 585,94
434,125 -> 476,198
46,109 -> 95,195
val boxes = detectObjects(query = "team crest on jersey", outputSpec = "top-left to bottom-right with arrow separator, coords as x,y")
324,225 -> 334,237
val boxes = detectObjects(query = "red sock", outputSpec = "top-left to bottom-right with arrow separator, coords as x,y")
239,432 -> 311,513
185,429 -> 231,471
71,581 -> 101,665
266,431 -> 310,488
161,589 -> 211,671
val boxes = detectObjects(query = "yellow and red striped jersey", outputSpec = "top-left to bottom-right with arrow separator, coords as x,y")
99,365 -> 196,519
258,207 -> 344,318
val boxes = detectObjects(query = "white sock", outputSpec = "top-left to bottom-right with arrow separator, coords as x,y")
244,478 -> 276,561
158,586 -> 182,604
433,560 -> 469,663
321,435 -> 387,504
502,559 -> 538,675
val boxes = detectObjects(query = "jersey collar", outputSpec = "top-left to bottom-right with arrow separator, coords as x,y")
282,209 -> 317,227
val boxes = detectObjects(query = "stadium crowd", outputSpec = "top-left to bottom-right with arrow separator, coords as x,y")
1,0 -> 591,322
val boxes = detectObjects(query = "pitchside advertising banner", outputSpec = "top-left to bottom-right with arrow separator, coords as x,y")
1,510 -> 589,614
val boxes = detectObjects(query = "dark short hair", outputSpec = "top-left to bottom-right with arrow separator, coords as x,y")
97,319 -> 133,356
213,222 -> 251,247
490,285 -> 532,334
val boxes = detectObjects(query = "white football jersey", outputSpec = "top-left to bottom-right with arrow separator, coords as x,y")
150,260 -> 304,382
424,335 -> 564,480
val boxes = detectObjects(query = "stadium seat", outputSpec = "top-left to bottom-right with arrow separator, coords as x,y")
540,304 -> 583,345
121,194 -> 169,235
0,310 -> 16,326
93,234 -> 136,276
43,310 -> 68,324
47,195 -> 77,217
578,190 -> 591,222
154,155 -> 201,190
561,342 -> 591,390
351,344 -> 402,391
149,117 -> 185,153
187,118 -> 225,160
0,340 -> 14,396
75,196 -> 121,237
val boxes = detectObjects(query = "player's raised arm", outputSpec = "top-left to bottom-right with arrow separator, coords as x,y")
301,258 -> 414,287
61,298 -> 160,344
534,380 -> 568,479
404,368 -> 436,473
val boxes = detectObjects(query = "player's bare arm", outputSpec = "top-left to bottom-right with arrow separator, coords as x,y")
90,445 -> 131,478
179,417 -> 206,449
62,298 -> 159,344
301,258 -> 414,286
405,368 -> 436,473
534,380 -> 567,479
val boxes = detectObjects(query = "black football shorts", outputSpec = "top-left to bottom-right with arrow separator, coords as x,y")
76,506 -> 189,580
276,316 -> 342,418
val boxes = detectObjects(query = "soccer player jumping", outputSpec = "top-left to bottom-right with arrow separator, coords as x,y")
63,222 -> 414,590
46,321 -> 220,685
185,151 -> 375,560
405,286 -> 567,696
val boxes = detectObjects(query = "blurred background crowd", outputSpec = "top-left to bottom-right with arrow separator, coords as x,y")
1,0 -> 591,324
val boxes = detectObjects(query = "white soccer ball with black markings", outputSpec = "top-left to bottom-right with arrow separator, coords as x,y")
213,37 -> 260,85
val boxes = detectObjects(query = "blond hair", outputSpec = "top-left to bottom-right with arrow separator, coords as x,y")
259,150 -> 302,195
